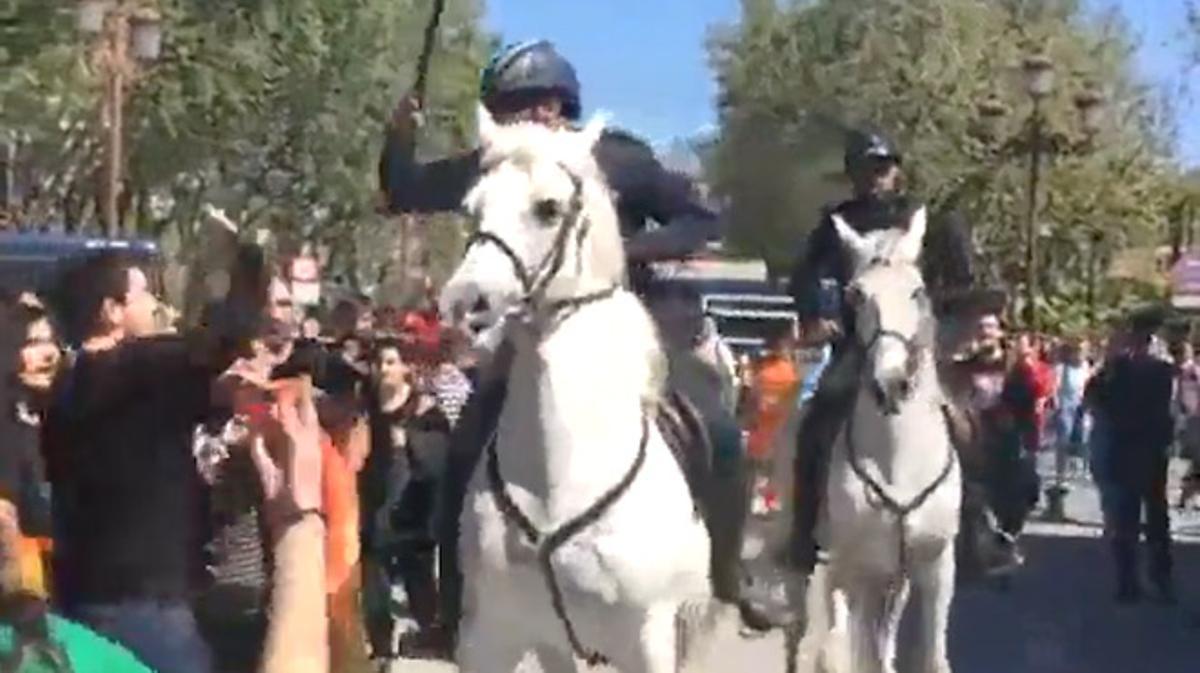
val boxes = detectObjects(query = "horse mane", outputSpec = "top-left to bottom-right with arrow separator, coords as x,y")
847,228 -> 915,274
477,120 -> 603,182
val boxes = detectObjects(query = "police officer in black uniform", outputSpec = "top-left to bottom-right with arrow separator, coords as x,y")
786,129 -> 976,574
379,40 -> 766,649
380,40 -> 719,266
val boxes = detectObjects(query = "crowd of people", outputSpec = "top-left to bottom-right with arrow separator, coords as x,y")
735,307 -> 1198,604
0,247 -> 485,673
2,252 -> 1198,673
2,31 -> 1197,672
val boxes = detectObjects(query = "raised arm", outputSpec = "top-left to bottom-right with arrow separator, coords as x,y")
378,95 -> 482,214
594,130 -> 721,263
254,377 -> 328,673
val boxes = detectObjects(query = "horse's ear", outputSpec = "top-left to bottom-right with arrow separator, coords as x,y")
477,104 -> 500,149
896,206 -> 927,263
832,213 -> 871,263
578,111 -> 608,151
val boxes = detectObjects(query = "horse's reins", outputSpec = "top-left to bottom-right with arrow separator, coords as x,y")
843,263 -> 956,580
484,415 -> 650,667
469,161 -> 636,665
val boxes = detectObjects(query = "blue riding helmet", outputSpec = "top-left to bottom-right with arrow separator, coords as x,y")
480,40 -> 582,120
843,128 -> 902,174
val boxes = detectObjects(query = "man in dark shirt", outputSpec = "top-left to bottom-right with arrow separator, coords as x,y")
42,249 -> 264,673
1091,317 -> 1175,603
785,129 -> 977,574
379,40 -> 765,642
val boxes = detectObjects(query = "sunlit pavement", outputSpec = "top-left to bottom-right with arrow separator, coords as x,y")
392,456 -> 1200,672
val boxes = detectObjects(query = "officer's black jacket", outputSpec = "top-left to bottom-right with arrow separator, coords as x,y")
379,128 -> 720,266
787,193 -> 974,325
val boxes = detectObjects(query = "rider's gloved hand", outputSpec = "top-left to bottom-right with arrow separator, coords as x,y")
802,319 -> 840,346
388,91 -> 425,139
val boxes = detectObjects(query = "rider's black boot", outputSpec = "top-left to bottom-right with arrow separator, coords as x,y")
789,403 -> 834,574
434,355 -> 512,651
702,415 -> 776,633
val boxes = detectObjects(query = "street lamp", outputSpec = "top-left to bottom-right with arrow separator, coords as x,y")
78,1 -> 162,238
1086,230 -> 1105,327
1021,54 -> 1054,334
130,10 -> 163,62
977,56 -> 1107,522
1074,87 -> 1106,137
77,0 -> 113,34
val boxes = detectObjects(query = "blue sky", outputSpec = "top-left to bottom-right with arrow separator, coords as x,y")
485,0 -> 1198,167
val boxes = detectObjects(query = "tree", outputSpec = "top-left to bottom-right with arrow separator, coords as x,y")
708,0 -> 1188,332
2,0 -> 490,302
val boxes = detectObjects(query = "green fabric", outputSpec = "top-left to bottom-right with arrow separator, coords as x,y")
0,615 -> 154,673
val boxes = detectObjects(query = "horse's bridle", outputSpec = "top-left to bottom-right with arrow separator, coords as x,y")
850,260 -> 930,413
466,165 -> 636,667
841,258 -> 955,581
464,162 -> 614,321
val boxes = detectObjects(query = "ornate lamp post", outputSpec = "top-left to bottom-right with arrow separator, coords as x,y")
78,1 -> 162,238
977,57 -> 1105,333
1021,55 -> 1055,333
976,56 -> 1106,523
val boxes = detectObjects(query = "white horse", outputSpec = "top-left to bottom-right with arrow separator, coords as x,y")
762,208 -> 960,673
439,108 -> 716,673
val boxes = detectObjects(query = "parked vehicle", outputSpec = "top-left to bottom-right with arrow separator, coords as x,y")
650,257 -> 795,355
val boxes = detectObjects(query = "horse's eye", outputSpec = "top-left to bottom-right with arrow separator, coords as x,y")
533,199 -> 561,223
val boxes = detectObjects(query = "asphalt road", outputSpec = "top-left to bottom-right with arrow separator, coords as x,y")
392,458 -> 1200,672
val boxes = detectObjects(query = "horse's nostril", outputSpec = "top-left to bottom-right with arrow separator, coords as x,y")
898,380 -> 912,398
471,295 -> 490,313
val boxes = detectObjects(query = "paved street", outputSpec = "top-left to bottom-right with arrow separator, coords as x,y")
393,458 -> 1200,672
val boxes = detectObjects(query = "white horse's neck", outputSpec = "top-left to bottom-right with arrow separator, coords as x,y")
497,290 -> 662,518
847,355 -> 949,491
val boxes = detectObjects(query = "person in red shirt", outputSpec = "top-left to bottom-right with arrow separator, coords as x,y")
1005,333 -> 1055,454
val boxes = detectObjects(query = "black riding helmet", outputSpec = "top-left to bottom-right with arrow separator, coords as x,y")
480,40 -> 582,121
843,128 -> 903,174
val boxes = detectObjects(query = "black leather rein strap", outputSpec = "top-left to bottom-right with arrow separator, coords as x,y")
843,396 -> 957,574
484,413 -> 650,667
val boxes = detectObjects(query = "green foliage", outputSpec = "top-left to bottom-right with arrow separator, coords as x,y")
709,0 -> 1189,333
2,0 -> 489,299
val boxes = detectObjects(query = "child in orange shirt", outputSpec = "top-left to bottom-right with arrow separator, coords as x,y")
744,330 -> 799,515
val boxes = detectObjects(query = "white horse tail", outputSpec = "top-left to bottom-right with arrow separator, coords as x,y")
674,598 -> 722,671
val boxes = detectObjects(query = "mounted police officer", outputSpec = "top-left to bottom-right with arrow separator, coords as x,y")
379,40 -> 768,651
786,128 -> 1016,577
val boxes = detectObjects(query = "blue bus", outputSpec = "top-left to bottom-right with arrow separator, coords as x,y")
0,231 -> 161,298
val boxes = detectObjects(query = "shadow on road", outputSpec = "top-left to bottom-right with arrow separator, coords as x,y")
946,533 -> 1200,673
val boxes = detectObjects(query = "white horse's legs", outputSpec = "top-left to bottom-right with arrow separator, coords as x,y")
844,577 -> 906,673
607,604 -> 679,673
458,611 -> 528,673
879,579 -> 910,673
817,584 -> 851,673
910,546 -> 955,673
532,643 -> 577,673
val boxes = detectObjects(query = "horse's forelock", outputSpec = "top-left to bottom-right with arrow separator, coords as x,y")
479,121 -> 602,180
